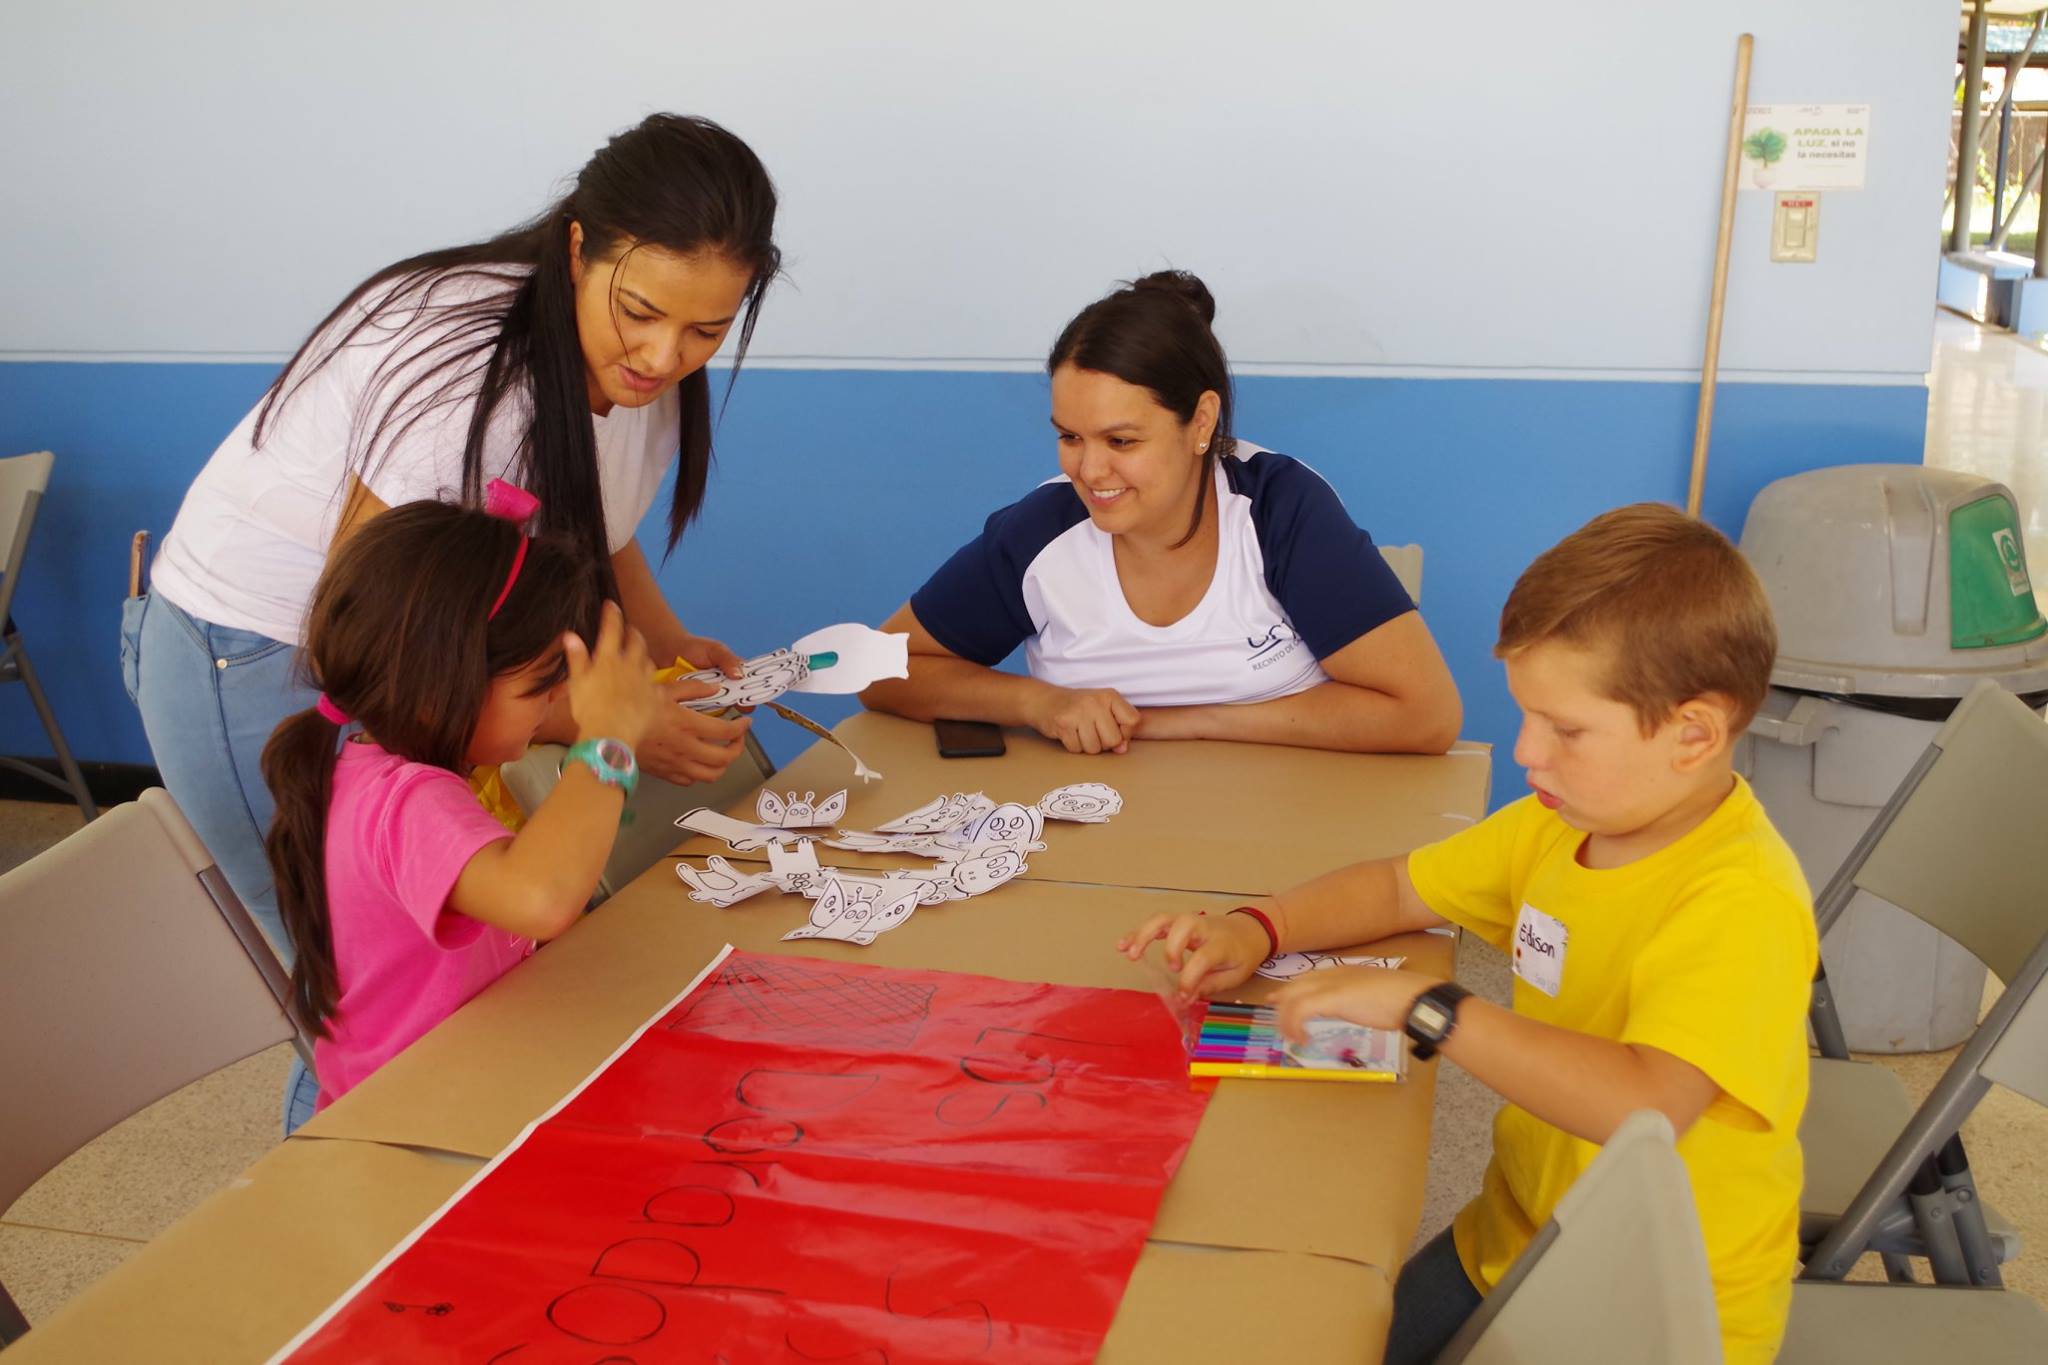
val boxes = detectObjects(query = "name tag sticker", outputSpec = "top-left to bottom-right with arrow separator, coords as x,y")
1513,903 -> 1568,997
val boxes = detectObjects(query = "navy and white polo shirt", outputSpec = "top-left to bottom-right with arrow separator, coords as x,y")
909,443 -> 1415,707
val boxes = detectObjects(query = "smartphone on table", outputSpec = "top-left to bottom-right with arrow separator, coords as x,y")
933,718 -> 1006,758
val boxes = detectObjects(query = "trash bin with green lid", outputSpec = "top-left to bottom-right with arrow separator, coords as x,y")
1737,464 -> 2048,1053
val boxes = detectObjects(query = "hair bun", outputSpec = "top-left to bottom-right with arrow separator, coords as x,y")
1129,270 -> 1216,326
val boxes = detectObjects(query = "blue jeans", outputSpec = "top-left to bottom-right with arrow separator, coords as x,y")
1384,1225 -> 1486,1365
120,590 -> 321,1133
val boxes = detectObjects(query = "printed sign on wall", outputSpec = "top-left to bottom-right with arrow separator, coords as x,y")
1741,104 -> 1870,191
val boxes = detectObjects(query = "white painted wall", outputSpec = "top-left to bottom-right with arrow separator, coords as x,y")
2,1 -> 1954,378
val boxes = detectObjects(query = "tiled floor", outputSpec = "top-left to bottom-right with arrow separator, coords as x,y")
5,311 -> 2048,1339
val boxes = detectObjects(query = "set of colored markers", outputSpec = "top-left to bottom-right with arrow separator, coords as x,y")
1188,1000 -> 1408,1083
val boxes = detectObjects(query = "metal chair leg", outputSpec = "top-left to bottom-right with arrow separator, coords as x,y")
0,1275 -> 29,1344
1937,1134 -> 2006,1287
9,634 -> 97,821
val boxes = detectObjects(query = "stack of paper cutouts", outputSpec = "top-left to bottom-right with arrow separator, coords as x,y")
674,782 -> 1124,948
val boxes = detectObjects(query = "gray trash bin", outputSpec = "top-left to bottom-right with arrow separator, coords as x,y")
1737,464 -> 2048,1053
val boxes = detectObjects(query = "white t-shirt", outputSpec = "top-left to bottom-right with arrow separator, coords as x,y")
151,267 -> 678,644
909,443 -> 1415,707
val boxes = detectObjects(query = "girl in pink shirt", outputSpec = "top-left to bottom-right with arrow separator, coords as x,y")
260,486 -> 663,1120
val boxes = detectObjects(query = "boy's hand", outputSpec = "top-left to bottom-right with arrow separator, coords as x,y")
562,602 -> 661,750
1272,966 -> 1442,1043
1029,684 -> 1141,755
1117,910 -> 1269,996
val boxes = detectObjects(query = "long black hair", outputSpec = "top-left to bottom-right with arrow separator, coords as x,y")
255,113 -> 780,584
1048,270 -> 1235,548
261,501 -> 602,1034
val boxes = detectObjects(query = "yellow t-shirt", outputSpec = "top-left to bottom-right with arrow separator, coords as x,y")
1406,776 -> 1817,1365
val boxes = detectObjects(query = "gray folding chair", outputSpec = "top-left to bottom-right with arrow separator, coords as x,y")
0,789 -> 310,1344
499,731 -> 776,905
0,452 -> 96,821
1435,1111 -> 1723,1365
1379,542 -> 1424,603
1780,1280 -> 2048,1361
1800,680 -> 2048,1288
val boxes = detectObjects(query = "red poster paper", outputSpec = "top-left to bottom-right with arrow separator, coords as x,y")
277,949 -> 1212,1363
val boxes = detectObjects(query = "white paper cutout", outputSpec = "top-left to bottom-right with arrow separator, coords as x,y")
1253,952 -> 1408,982
679,625 -> 909,712
919,848 -> 1031,900
786,624 -> 911,696
946,801 -> 1046,852
826,799 -> 1045,860
821,829 -> 948,857
780,876 -> 921,947
677,649 -> 811,712
756,789 -> 848,829
874,791 -> 994,835
819,869 -> 953,906
765,839 -> 821,879
1037,782 -> 1124,823
674,808 -> 796,853
763,701 -> 885,783
674,856 -> 778,907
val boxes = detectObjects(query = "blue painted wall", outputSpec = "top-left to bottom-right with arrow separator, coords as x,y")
0,362 -> 1925,805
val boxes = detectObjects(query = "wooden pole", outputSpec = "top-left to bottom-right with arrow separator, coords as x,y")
1688,33 -> 1753,520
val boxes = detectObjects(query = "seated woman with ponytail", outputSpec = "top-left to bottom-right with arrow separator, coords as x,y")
262,490 -> 659,1121
862,272 -> 1462,755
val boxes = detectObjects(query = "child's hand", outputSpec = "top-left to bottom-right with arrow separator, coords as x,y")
562,602 -> 661,750
1117,910 -> 1268,997
1271,967 -> 1440,1044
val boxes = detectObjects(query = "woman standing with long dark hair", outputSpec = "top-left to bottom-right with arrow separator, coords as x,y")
118,113 -> 779,1127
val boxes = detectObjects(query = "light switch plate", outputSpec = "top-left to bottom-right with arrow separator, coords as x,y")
1772,192 -> 1819,263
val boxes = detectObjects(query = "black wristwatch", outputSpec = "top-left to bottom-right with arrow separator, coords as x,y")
1403,983 -> 1472,1061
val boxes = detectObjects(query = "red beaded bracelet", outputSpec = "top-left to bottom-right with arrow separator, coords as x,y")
1228,905 -> 1279,958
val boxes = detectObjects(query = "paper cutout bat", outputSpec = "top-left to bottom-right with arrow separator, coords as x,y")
757,789 -> 848,829
781,875 -> 922,947
677,624 -> 909,712
1253,952 -> 1408,982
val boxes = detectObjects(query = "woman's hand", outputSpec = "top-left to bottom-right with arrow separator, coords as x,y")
1117,910 -> 1269,997
676,632 -> 746,680
561,603 -> 662,750
1027,683 -> 1141,754
635,674 -> 754,784
1271,967 -> 1440,1042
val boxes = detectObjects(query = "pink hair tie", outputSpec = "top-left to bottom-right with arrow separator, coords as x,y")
484,478 -> 541,522
483,478 -> 541,620
315,694 -> 351,726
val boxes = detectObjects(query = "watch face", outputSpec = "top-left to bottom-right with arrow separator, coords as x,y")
593,738 -> 632,771
1413,1002 -> 1451,1035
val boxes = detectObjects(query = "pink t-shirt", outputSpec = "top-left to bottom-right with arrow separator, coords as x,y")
312,740 -> 532,1109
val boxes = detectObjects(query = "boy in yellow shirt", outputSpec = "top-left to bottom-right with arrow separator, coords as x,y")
1120,504 -> 1817,1364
